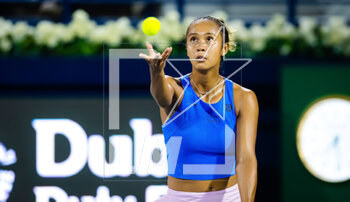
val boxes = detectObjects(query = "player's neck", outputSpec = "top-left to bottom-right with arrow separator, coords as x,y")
190,68 -> 221,92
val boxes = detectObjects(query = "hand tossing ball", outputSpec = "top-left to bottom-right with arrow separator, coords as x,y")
142,17 -> 161,36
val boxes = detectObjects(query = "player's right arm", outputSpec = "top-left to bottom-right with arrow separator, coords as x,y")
139,42 -> 174,108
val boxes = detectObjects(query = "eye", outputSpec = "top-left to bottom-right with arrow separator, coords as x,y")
207,36 -> 214,41
190,37 -> 197,42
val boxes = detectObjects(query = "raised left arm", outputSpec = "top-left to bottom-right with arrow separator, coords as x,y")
236,90 -> 259,202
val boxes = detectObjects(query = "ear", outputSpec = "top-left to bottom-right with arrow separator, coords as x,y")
222,43 -> 230,56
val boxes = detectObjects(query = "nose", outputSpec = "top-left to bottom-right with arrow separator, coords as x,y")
197,46 -> 206,52
196,41 -> 208,52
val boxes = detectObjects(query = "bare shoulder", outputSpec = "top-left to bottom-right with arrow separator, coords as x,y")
232,82 -> 259,116
164,75 -> 183,89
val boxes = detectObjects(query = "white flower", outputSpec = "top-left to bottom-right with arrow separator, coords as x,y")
11,21 -> 34,43
72,9 -> 90,22
248,23 -> 268,52
320,16 -> 350,56
68,9 -> 96,39
159,10 -> 184,42
115,17 -> 134,38
104,21 -> 121,45
181,16 -> 195,42
35,21 -> 72,48
52,23 -> 71,43
182,16 -> 195,31
321,16 -> 349,49
0,38 -> 12,52
127,26 -> 144,44
154,35 -> 170,50
89,26 -> 107,44
35,21 -> 57,47
163,10 -> 180,23
89,17 -> 135,46
266,14 -> 297,39
210,10 -> 228,23
130,21 -> 147,44
299,17 -> 317,46
0,17 -> 12,39
227,19 -> 249,42
56,23 -> 74,43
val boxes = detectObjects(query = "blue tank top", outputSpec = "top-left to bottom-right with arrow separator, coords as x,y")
161,73 -> 237,180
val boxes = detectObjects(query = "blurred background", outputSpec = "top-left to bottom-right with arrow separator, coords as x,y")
0,0 -> 350,202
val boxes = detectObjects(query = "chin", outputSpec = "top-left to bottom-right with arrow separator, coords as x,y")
193,64 -> 214,73
194,64 -> 208,69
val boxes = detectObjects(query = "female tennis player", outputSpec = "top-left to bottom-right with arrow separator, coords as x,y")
139,16 -> 258,202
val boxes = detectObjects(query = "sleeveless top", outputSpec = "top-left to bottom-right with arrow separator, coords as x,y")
161,73 -> 237,180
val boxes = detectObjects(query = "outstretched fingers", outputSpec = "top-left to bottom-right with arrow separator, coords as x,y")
139,43 -> 173,71
139,53 -> 151,62
160,47 -> 172,62
146,42 -> 156,57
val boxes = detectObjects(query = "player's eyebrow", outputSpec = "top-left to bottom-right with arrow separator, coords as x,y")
188,32 -> 215,37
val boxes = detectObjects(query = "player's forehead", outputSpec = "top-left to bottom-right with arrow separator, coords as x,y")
187,20 -> 220,37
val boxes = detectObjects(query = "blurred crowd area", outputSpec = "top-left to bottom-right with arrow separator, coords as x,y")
1,0 -> 350,23
0,0 -> 349,57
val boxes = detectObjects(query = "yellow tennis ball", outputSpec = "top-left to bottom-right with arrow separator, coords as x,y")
142,17 -> 161,36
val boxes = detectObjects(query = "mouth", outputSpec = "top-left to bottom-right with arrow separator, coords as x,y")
195,56 -> 207,61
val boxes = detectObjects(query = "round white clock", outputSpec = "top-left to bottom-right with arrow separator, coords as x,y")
296,95 -> 350,183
